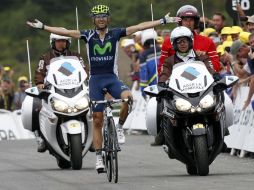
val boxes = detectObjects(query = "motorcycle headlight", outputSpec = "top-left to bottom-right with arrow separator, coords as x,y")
53,99 -> 69,112
175,98 -> 192,112
199,94 -> 215,109
75,96 -> 89,110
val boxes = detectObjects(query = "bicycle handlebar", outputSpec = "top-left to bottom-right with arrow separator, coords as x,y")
91,98 -> 129,105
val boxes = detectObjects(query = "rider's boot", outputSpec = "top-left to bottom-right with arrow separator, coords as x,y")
116,124 -> 125,144
224,128 -> 230,136
34,130 -> 47,153
95,149 -> 105,173
150,129 -> 165,146
89,143 -> 95,152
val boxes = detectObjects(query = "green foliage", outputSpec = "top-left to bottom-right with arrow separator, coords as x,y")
0,0 -> 227,84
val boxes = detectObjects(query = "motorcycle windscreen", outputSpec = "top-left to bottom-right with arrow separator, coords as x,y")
169,61 -> 214,94
46,56 -> 87,89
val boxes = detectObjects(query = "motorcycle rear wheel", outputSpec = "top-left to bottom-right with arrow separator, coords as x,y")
193,135 -> 209,176
69,134 -> 83,170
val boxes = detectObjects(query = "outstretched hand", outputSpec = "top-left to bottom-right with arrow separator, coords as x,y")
26,19 -> 44,29
163,12 -> 181,24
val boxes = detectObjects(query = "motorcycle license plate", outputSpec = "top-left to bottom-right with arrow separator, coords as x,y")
193,123 -> 204,129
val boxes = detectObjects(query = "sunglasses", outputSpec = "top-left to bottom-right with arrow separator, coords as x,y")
94,14 -> 109,19
176,38 -> 189,44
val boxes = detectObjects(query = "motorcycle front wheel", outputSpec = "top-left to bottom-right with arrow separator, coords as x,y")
69,134 -> 83,170
193,135 -> 209,176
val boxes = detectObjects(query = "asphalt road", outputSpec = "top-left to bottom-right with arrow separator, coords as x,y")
1,134 -> 254,190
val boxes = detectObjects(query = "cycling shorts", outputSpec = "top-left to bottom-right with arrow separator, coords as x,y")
89,73 -> 130,112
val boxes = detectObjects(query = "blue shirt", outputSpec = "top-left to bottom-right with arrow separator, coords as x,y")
80,28 -> 126,75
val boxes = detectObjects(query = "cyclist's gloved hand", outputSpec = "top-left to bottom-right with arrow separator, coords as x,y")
161,13 -> 181,25
213,73 -> 221,82
26,19 -> 44,29
158,82 -> 168,88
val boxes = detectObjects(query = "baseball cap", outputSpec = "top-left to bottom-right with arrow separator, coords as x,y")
230,40 -> 244,56
247,15 -> 254,24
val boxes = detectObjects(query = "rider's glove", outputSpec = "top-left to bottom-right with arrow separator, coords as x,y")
27,19 -> 44,29
158,82 -> 168,88
213,73 -> 221,82
160,13 -> 181,25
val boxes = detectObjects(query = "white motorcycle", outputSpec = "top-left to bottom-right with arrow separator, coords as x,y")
21,56 -> 92,170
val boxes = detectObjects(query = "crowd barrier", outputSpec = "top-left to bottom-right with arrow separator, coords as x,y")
225,86 -> 254,155
122,81 -> 147,132
0,109 -> 34,141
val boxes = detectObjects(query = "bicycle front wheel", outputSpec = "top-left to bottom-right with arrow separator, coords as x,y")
109,118 -> 118,183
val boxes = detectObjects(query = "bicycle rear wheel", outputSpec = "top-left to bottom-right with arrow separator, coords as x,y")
109,118 -> 118,183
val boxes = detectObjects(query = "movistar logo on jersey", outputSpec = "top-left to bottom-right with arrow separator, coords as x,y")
93,42 -> 112,55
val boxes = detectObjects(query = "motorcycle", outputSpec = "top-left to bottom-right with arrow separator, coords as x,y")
21,56 -> 92,170
145,61 -> 238,176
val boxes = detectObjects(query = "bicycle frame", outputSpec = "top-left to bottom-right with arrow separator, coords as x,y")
91,98 -> 129,183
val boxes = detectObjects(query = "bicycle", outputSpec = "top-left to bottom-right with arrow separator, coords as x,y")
91,96 -> 132,183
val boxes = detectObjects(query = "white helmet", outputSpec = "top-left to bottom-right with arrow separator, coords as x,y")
141,29 -> 158,45
170,26 -> 193,51
49,28 -> 71,49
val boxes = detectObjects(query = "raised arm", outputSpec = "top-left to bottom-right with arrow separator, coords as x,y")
126,13 -> 181,36
26,19 -> 81,39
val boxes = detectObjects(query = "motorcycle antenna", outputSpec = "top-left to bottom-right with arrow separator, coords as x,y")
150,3 -> 158,83
26,40 -> 32,87
76,6 -> 81,54
201,0 -> 206,30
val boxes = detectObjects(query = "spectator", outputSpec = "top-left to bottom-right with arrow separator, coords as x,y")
230,40 -> 252,102
217,44 -> 233,77
131,31 -> 143,53
161,29 -> 171,39
139,29 -> 161,97
239,31 -> 251,44
220,27 -> 232,42
0,78 -> 14,110
231,26 -> 243,41
13,76 -> 29,110
246,15 -> 254,34
212,12 -> 226,33
241,33 -> 254,110
120,39 -> 140,83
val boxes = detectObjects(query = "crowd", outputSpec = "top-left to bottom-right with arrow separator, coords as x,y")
0,65 -> 29,111
120,4 -> 254,111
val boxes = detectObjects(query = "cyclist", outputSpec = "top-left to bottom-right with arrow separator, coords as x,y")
158,5 -> 220,74
26,4 -> 181,171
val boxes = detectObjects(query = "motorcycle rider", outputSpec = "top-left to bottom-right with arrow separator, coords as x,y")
34,32 -> 84,152
158,5 -> 220,75
26,4 -> 181,171
153,26 -> 218,146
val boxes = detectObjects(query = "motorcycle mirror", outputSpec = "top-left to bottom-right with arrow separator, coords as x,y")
144,85 -> 160,97
213,75 -> 239,93
223,75 -> 239,87
25,87 -> 40,97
